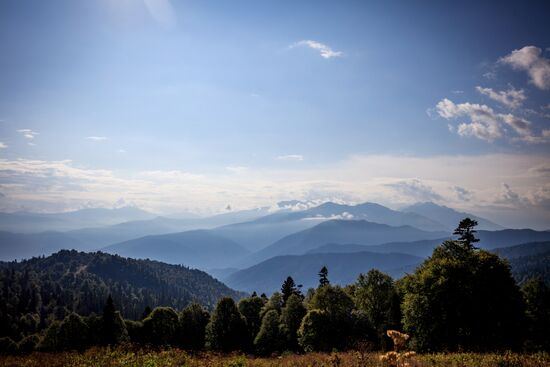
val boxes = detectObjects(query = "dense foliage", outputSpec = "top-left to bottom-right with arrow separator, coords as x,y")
0,219 -> 549,356
0,250 -> 244,342
401,240 -> 525,352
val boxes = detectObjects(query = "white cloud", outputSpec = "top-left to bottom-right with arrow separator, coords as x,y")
475,86 -> 526,109
0,142 -> 7,149
500,46 -> 550,90
436,98 -> 502,141
117,149 -> 127,154
290,40 -> 343,59
86,136 -> 108,141
303,212 -> 354,221
277,154 -> 304,161
435,98 -> 547,143
16,129 -> 38,140
500,113 -> 532,137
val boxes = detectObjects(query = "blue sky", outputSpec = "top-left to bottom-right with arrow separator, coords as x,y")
0,0 -> 549,228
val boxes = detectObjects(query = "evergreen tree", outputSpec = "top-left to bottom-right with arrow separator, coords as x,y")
318,266 -> 330,286
101,295 -> 128,346
281,276 -> 302,304
102,295 -> 116,344
453,217 -> 480,248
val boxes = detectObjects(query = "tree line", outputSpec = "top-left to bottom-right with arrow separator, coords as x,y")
1,219 -> 549,355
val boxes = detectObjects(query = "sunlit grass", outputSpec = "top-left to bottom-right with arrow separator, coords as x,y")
0,347 -> 549,367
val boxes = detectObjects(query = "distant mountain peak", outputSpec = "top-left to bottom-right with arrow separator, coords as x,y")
402,202 -> 503,231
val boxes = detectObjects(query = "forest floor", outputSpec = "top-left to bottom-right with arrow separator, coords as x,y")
0,347 -> 549,367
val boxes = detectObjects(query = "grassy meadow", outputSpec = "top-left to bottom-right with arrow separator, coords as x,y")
0,347 -> 549,367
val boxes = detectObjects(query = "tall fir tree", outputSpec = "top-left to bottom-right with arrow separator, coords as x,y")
318,266 -> 330,287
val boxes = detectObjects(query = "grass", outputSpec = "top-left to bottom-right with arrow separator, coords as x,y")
0,347 -> 549,367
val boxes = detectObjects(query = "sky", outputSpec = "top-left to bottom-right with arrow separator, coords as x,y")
0,0 -> 549,228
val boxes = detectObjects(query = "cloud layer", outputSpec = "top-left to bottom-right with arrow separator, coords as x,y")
1,153 -> 549,228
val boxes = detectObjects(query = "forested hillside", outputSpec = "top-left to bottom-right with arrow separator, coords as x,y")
0,250 -> 244,341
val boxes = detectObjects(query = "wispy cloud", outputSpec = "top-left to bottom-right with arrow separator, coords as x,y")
475,86 -> 526,109
500,46 -> 550,90
16,129 -> 38,140
290,40 -> 343,59
86,136 -> 108,142
277,154 -> 304,161
0,142 -> 7,149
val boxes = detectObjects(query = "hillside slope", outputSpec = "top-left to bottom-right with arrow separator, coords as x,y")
103,230 -> 250,270
0,250 -> 244,322
241,219 -> 448,266
226,251 -> 422,293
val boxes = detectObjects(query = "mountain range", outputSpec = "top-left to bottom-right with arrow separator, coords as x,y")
403,202 -> 503,231
103,230 -> 250,269
0,206 -> 156,233
238,219 -> 449,267
2,200 -> 549,294
224,240 -> 550,294
225,251 -> 423,293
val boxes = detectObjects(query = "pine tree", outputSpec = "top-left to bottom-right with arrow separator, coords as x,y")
102,295 -> 116,345
453,217 -> 480,249
281,276 -> 302,304
318,266 -> 329,286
